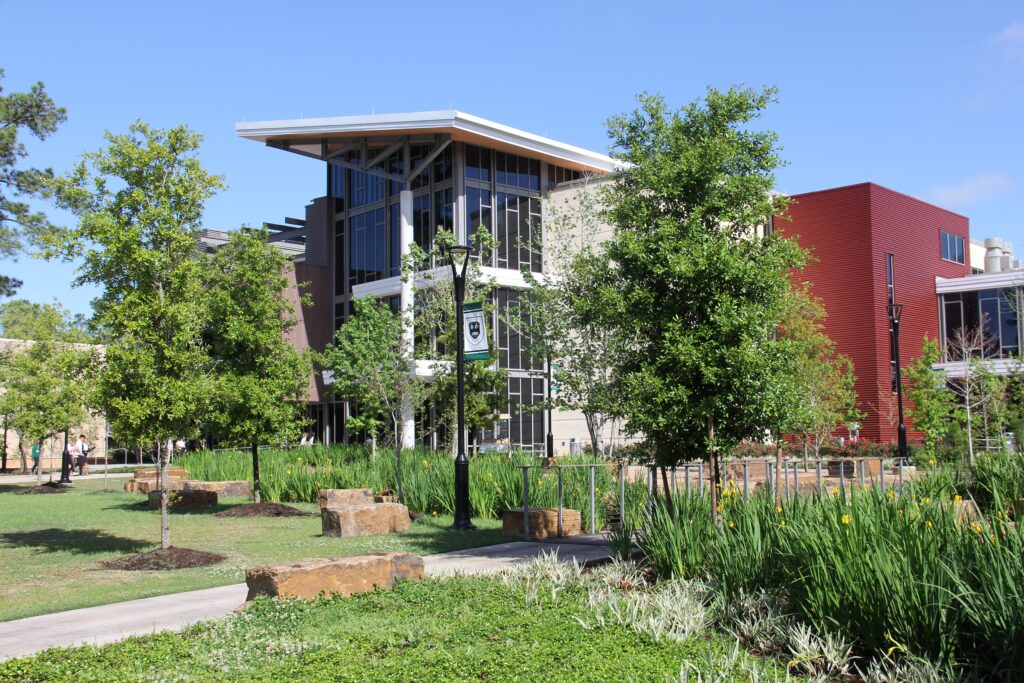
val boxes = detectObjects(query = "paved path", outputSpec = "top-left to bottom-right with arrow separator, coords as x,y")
1,472 -> 133,485
0,535 -> 611,661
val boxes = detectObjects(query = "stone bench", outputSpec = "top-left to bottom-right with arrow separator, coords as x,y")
502,508 -> 581,539
147,489 -> 217,511
317,488 -> 374,508
246,552 -> 423,601
321,503 -> 411,537
184,480 -> 251,498
127,478 -> 187,494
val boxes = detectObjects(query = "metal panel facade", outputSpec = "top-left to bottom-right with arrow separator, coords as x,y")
779,183 -> 970,443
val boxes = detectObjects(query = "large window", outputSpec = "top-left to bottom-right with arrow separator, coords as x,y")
941,288 -> 1020,359
349,207 -> 387,287
941,231 -> 965,264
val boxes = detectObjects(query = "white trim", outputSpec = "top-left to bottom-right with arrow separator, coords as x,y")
933,358 -> 1022,379
351,265 -> 545,300
936,271 -> 1024,294
236,110 -> 620,174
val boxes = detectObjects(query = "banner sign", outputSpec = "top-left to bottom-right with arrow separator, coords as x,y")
463,301 -> 490,361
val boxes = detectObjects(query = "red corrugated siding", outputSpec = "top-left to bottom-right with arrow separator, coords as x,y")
778,183 -> 970,443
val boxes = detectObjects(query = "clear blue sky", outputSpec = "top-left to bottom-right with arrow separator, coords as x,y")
3,0 -> 1022,316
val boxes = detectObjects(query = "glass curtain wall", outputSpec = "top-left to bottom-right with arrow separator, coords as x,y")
940,288 -> 1021,359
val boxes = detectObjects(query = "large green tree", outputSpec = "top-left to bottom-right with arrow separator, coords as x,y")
48,121 -> 223,549
203,227 -> 311,503
0,70 -> 67,296
0,302 -> 95,481
599,87 -> 805,524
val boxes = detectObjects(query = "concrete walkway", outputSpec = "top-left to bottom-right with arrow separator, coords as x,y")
0,535 -> 611,661
1,471 -> 133,485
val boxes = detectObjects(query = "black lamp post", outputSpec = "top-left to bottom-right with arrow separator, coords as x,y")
446,244 -> 476,531
546,357 -> 554,459
888,302 -> 908,462
58,428 -> 72,484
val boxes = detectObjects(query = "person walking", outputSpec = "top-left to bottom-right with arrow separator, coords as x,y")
69,437 -> 84,476
76,434 -> 89,476
30,442 -> 40,474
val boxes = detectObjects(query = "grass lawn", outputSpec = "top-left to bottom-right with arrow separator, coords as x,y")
0,577 -> 792,682
0,479 -> 505,622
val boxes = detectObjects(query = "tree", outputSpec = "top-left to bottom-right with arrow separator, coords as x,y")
945,324 -> 988,464
0,70 -> 67,296
322,296 -> 419,452
0,304 -> 95,481
525,181 -> 625,459
0,298 -> 90,342
779,285 -> 861,457
48,122 -> 223,549
904,337 -> 956,460
598,88 -> 805,525
203,227 -> 312,504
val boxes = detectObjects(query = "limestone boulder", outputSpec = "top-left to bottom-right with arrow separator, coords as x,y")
502,508 -> 581,539
184,480 -> 251,498
126,478 -> 187,494
317,488 -> 374,509
147,489 -> 217,511
245,552 -> 424,601
321,503 -> 411,537
133,467 -> 190,481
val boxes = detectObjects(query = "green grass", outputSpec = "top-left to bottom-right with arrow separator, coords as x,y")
0,479 -> 505,622
0,576 -> 793,682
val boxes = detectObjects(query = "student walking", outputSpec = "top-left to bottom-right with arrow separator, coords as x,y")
76,434 -> 89,476
30,442 -> 40,474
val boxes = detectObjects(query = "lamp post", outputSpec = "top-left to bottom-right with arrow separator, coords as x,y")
446,244 -> 476,531
546,357 -> 554,459
888,302 -> 908,462
58,428 -> 72,484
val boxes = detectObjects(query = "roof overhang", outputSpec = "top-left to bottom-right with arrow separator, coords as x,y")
936,270 -> 1024,294
235,110 -> 619,174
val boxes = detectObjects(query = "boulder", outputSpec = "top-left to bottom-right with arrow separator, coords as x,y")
147,489 -> 218,511
184,480 -> 251,498
502,508 -> 581,539
245,552 -> 424,601
317,488 -> 374,509
321,503 -> 411,537
126,478 -> 187,494
133,467 -> 190,480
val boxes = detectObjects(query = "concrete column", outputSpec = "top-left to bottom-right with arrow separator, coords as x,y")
400,189 -> 416,450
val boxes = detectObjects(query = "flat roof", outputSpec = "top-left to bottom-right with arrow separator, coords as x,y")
235,110 -> 620,174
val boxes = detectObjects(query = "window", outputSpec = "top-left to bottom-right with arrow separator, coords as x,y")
887,254 -> 896,392
941,231 -> 965,264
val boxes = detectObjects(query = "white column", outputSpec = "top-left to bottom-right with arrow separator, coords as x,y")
400,189 -> 416,450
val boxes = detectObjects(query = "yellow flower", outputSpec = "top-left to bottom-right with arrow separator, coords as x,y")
971,522 -> 983,534
954,495 -> 963,504
924,497 -> 931,505
780,520 -> 786,527
862,484 -> 870,492
928,459 -> 936,466
841,514 -> 851,525
431,511 -> 437,516
728,521 -> 735,529
830,487 -> 839,496
925,520 -> 933,528
716,505 -> 722,513
775,506 -> 783,514
422,459 -> 429,467
887,490 -> 895,499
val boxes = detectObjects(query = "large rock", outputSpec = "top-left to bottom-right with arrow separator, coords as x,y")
321,503 -> 411,537
147,489 -> 218,511
245,552 -> 424,601
133,467 -> 190,480
502,508 -> 581,539
184,480 -> 251,498
126,478 -> 187,494
318,488 -> 374,509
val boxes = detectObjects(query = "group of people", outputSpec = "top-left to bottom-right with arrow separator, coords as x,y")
29,435 -> 91,476
298,433 -> 317,446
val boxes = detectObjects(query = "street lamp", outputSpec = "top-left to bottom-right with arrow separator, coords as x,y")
446,244 -> 476,531
888,302 -> 908,462
58,428 -> 72,484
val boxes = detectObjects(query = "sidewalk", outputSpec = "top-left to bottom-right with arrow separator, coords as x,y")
0,535 -> 612,661
1,471 -> 133,485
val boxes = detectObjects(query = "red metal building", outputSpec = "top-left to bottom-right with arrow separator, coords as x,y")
777,182 -> 971,443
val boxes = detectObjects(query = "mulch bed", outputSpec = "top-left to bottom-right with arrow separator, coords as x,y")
100,546 -> 226,571
16,482 -> 67,495
214,502 -> 310,518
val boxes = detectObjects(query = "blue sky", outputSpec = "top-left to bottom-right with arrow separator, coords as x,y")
2,0 -> 1022,316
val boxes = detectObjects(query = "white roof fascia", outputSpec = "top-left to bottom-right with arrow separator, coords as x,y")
936,271 -> 1024,294
934,358 -> 1021,378
236,110 -> 621,173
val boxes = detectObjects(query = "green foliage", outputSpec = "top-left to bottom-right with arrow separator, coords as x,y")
48,121 -> 224,449
635,466 -> 1024,675
0,298 -> 90,342
202,227 -> 312,500
599,87 -> 806,468
0,69 -> 67,296
904,337 -> 957,460
322,296 -> 416,446
176,445 -> 643,525
779,285 -> 861,455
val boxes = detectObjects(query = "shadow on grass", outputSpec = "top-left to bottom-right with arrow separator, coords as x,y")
101,500 -> 235,516
0,528 -> 151,555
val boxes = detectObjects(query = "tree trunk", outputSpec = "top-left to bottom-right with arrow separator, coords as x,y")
251,442 -> 261,504
395,447 -> 405,505
966,400 -> 975,465
709,417 -> 722,529
159,441 -> 170,550
18,440 -> 26,475
585,413 -> 602,461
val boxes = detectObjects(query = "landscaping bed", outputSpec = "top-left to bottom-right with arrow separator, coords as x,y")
214,502 -> 310,517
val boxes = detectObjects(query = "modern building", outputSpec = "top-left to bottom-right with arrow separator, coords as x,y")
235,111 -> 618,453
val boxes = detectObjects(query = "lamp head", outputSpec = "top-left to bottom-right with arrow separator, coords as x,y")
446,244 -> 471,271
888,302 -> 903,325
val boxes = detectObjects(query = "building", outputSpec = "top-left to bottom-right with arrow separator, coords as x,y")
776,182 -> 978,443
236,111 -> 618,453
